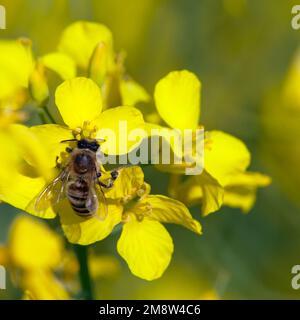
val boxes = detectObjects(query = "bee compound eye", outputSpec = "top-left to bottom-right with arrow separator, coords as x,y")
78,140 -> 87,149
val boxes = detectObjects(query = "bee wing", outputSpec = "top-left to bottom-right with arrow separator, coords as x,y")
86,182 -> 108,221
85,183 -> 98,215
34,169 -> 69,213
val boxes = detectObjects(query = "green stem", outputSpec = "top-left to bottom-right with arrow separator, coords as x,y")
73,245 -> 94,300
42,106 -> 56,123
37,109 -> 48,124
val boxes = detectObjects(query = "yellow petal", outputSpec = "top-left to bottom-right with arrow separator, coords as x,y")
104,166 -> 145,200
10,124 -> 54,180
94,106 -> 146,155
120,78 -> 150,106
58,21 -> 113,70
224,188 -> 255,213
41,52 -> 76,80
9,216 -> 63,270
205,130 -> 250,186
227,171 -> 272,187
197,172 -> 224,217
117,215 -> 173,280
154,70 -> 201,130
224,172 -> 271,213
28,62 -> 49,105
30,124 -> 73,168
55,77 -> 103,128
0,126 -> 63,219
0,172 -> 56,218
143,195 -> 201,234
59,201 -> 122,245
176,170 -> 270,216
0,39 -> 34,99
88,42 -> 110,87
0,131 -> 20,182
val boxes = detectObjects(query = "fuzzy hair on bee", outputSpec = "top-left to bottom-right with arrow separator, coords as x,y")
34,138 -> 119,220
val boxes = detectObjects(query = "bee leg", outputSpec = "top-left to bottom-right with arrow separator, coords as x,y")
98,181 -> 114,189
110,169 -> 119,181
97,169 -> 119,188
102,169 -> 119,187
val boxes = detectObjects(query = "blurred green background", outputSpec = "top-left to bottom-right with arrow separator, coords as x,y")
1,0 -> 300,299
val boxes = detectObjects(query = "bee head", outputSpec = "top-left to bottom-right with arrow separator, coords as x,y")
77,139 -> 100,152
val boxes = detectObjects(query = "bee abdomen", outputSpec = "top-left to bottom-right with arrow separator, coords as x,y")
67,194 -> 86,211
67,180 -> 91,216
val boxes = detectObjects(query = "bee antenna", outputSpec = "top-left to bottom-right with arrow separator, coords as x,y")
60,139 -> 78,143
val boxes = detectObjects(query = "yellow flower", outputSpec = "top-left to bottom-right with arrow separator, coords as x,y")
171,169 -> 271,214
34,75 -> 146,158
149,70 -> 271,215
57,21 -> 149,107
107,166 -> 201,281
0,21 -> 148,119
0,77 -> 147,244
0,215 -> 70,300
58,21 -> 114,71
0,124 -> 55,218
52,166 -> 201,280
8,216 -> 63,270
0,123 -> 53,214
31,76 -> 146,159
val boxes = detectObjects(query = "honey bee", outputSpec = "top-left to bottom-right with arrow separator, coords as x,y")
35,138 -> 119,220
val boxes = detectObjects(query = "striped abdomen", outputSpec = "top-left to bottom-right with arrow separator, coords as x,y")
67,178 -> 92,217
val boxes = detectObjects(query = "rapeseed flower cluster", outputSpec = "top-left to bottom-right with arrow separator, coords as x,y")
0,21 -> 270,296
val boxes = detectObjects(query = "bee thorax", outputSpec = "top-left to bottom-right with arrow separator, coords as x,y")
73,153 -> 94,174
